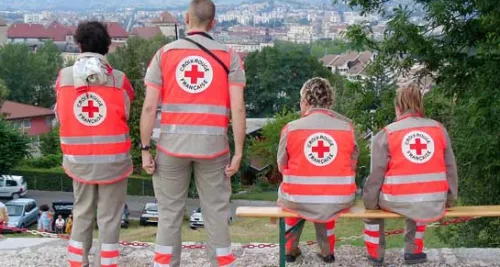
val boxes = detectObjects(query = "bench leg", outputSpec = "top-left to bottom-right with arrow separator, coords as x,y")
279,217 -> 286,267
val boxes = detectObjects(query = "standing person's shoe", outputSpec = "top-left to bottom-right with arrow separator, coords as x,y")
285,247 -> 302,263
367,256 -> 384,266
404,253 -> 427,264
316,253 -> 335,263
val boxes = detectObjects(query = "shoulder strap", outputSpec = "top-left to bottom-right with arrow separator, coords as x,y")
182,37 -> 230,74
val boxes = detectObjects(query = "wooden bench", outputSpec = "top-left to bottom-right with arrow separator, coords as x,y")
236,204 -> 500,267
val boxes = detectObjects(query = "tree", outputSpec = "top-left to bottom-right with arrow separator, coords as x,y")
244,47 -> 342,118
0,41 -> 61,108
39,127 -> 61,156
338,0 -> 500,247
0,78 -> 9,107
0,118 -> 30,174
108,35 -> 170,173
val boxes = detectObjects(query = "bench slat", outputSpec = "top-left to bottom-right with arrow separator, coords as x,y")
236,205 -> 500,219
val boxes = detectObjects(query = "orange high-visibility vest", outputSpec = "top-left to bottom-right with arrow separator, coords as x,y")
56,68 -> 133,184
280,112 -> 357,204
159,47 -> 230,138
382,114 -> 448,203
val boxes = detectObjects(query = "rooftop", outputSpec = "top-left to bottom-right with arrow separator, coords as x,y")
131,26 -> 162,40
0,17 -> 6,26
0,101 -> 54,120
152,11 -> 177,24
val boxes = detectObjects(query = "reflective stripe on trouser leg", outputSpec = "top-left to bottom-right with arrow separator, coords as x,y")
364,219 -> 384,260
68,239 -> 84,267
216,247 -> 236,267
154,245 -> 173,267
100,243 -> 119,267
285,217 -> 301,251
326,220 -> 336,254
415,222 -> 426,254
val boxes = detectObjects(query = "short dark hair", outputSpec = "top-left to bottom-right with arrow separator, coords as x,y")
39,204 -> 50,212
75,21 -> 112,55
189,0 -> 216,28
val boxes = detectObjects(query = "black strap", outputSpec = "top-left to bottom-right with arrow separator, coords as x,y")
182,37 -> 230,74
187,31 -> 214,40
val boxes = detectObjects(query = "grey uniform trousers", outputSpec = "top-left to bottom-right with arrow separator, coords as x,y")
364,218 -> 427,260
69,178 -> 127,267
153,152 -> 232,267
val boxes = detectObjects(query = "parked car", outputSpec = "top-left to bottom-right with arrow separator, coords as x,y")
189,208 -> 233,230
121,203 -> 130,229
6,198 -> 38,229
0,175 -> 28,199
139,203 -> 158,226
51,201 -> 73,231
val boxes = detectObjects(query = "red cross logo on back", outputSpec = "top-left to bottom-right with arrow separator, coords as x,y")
409,138 -> 427,155
184,65 -> 205,84
312,141 -> 330,159
82,100 -> 99,118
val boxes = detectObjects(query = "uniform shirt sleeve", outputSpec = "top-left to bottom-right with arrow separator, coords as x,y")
144,48 -> 163,91
363,130 -> 389,210
122,75 -> 135,102
229,49 -> 246,88
277,124 -> 289,173
350,125 -> 360,172
442,126 -> 458,206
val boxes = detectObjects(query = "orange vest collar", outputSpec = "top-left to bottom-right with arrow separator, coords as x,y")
304,109 -> 335,118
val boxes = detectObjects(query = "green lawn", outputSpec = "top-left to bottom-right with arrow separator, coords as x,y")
232,190 -> 278,201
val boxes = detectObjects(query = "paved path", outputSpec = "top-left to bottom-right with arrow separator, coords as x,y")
0,238 -> 499,267
0,190 -> 276,219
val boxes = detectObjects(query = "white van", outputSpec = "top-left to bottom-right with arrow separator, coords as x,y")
0,175 -> 28,199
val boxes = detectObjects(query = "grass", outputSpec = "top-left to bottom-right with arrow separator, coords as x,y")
104,218 -> 446,248
231,190 -> 278,202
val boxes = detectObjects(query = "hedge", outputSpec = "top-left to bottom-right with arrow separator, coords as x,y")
12,168 -> 155,197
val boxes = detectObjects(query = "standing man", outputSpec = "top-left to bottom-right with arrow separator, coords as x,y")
56,21 -> 135,267
363,85 -> 458,266
140,0 -> 246,266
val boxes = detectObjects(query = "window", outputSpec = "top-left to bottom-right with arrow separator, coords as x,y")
25,202 -> 34,213
11,121 -> 21,129
23,119 -> 31,129
0,178 -> 5,187
45,117 -> 53,127
6,180 -> 18,187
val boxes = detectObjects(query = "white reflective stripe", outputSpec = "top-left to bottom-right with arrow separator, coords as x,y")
155,245 -> 173,254
101,243 -> 119,251
61,134 -> 129,145
153,263 -> 170,267
68,239 -> 83,249
415,231 -> 425,239
381,192 -> 447,203
68,252 -> 83,262
280,193 -> 355,204
285,224 -> 293,231
64,153 -> 131,164
161,124 -> 227,135
216,247 -> 232,256
364,234 -> 379,244
384,173 -> 446,185
101,257 -> 119,265
221,263 -> 236,267
283,175 -> 355,185
364,223 -> 380,232
327,229 -> 335,236
162,104 -> 229,116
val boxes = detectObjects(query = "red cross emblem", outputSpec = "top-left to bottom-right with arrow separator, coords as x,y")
409,138 -> 427,155
184,65 -> 205,84
312,141 -> 330,158
82,100 -> 99,118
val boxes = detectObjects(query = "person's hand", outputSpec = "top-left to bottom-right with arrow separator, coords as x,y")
225,154 -> 242,178
142,150 -> 155,175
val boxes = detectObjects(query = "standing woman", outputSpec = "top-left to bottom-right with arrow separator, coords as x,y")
363,85 -> 458,265
0,201 -> 8,239
277,77 -> 359,263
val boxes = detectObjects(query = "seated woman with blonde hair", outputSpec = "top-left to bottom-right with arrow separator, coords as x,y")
277,77 -> 359,263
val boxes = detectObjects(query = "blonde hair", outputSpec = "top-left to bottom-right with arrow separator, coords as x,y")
395,84 -> 424,114
300,77 -> 335,109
